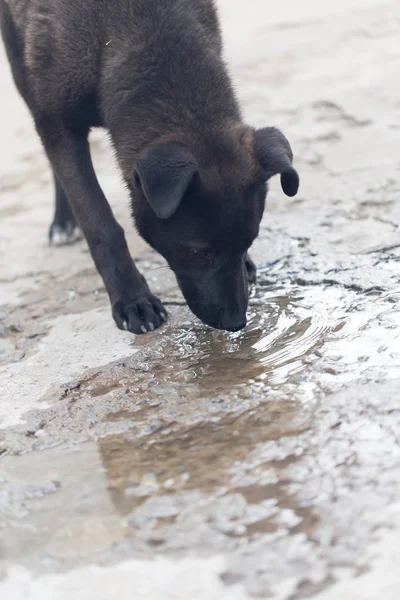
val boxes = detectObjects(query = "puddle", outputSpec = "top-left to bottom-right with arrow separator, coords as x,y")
2,282 -> 399,453
153,289 -> 334,390
0,401 -> 314,572
77,283 -> 400,423
88,286 -> 340,409
1,282 -> 400,596
100,405 -> 308,515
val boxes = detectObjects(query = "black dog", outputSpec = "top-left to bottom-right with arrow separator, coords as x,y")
1,0 -> 299,334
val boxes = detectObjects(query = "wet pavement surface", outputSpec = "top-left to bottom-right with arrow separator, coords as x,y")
1,1 -> 400,598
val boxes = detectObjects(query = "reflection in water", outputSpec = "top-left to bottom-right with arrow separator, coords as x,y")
99,403 -> 309,517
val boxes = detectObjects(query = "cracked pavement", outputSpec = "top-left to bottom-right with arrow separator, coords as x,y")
1,0 -> 400,598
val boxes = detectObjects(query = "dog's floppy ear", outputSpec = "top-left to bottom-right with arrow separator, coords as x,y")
134,144 -> 198,219
254,127 -> 299,197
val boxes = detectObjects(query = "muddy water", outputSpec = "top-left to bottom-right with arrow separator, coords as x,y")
1,279 -> 400,596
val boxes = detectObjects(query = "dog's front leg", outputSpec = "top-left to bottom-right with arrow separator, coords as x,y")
36,120 -> 167,334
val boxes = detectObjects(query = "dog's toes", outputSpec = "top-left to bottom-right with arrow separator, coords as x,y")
245,255 -> 257,285
49,221 -> 83,246
112,293 -> 167,335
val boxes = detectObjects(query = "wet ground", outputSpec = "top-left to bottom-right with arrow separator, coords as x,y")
1,0 -> 400,598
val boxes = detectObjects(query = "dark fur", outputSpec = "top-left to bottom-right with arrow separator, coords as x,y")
1,0 -> 299,333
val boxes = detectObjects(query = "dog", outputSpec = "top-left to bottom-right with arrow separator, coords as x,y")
1,0 -> 299,334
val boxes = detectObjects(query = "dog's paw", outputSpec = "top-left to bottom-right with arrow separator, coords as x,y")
112,293 -> 167,334
245,255 -> 257,285
49,221 -> 83,246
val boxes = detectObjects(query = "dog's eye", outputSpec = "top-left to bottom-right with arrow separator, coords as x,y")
187,247 -> 215,264
181,241 -> 212,258
189,246 -> 211,257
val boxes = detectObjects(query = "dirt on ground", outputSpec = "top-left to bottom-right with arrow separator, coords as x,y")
1,1 -> 400,598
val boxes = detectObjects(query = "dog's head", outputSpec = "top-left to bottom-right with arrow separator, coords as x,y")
131,125 -> 299,331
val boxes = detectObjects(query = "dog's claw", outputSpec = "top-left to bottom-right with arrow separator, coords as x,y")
112,293 -> 167,335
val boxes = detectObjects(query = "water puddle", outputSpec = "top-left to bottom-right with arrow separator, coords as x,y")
1,282 -> 400,595
156,289 -> 334,390
81,283 -> 400,422
87,286 -> 341,414
0,404 -> 313,571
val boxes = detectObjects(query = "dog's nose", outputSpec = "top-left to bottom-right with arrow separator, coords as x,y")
219,316 -> 247,332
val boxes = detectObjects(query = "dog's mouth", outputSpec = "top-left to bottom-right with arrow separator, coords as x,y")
175,273 -> 248,332
186,300 -> 247,332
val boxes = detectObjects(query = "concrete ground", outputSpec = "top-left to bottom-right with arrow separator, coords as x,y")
1,0 -> 400,598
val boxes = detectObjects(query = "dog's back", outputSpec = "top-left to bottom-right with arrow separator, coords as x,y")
1,0 -> 222,118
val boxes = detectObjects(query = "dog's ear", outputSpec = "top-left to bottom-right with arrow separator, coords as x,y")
254,127 -> 299,197
134,144 -> 198,219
